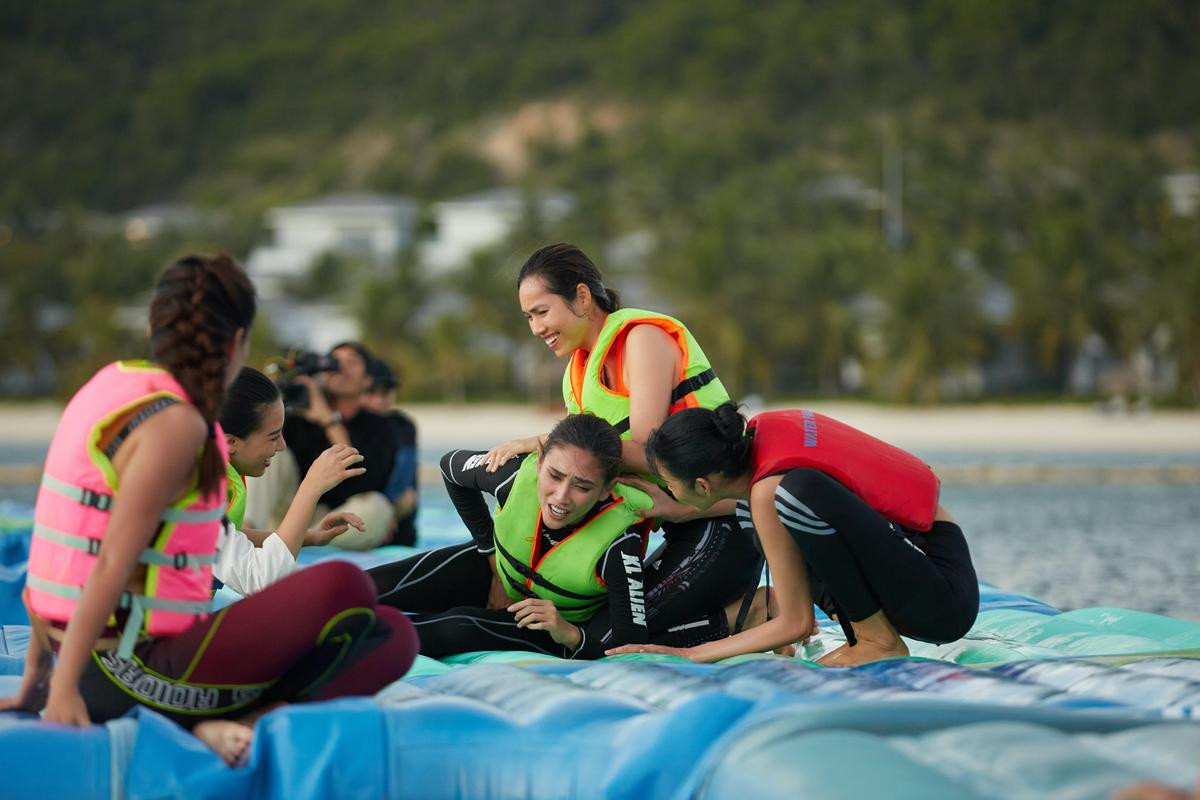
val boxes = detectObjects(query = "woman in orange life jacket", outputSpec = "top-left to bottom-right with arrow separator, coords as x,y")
0,254 -> 417,765
608,403 -> 979,666
481,243 -> 766,648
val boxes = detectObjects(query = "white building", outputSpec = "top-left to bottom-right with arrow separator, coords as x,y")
246,193 -> 418,300
419,188 -> 574,277
243,193 -> 417,351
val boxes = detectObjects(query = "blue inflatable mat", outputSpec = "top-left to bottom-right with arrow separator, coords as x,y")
3,503 -> 1200,798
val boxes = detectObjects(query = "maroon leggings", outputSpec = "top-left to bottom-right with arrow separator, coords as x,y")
78,560 -> 418,727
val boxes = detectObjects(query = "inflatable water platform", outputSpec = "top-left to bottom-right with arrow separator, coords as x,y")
2,501 -> 1198,799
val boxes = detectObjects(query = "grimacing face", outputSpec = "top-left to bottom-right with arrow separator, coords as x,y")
519,277 -> 593,358
227,399 -> 286,478
536,444 -> 612,530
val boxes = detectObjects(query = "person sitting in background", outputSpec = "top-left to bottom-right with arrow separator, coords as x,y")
217,366 -> 369,594
243,342 -> 398,550
364,357 -> 419,547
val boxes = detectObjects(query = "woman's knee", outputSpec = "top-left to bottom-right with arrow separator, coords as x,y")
300,560 -> 377,609
777,468 -> 841,504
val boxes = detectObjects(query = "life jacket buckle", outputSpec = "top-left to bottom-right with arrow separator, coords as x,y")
81,488 -> 113,511
86,538 -> 102,556
173,552 -> 188,570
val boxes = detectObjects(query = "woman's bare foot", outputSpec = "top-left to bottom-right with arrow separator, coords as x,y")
818,637 -> 908,666
817,609 -> 908,666
193,720 -> 253,766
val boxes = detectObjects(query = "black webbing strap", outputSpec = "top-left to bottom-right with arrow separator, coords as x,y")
611,368 -> 719,436
492,536 -> 597,601
104,397 -> 180,459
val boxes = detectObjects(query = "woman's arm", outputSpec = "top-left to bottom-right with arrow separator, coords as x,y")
274,444 -> 365,555
608,476 -> 817,662
592,530 -> 650,650
43,405 -> 207,725
0,598 -> 52,712
622,325 -> 682,474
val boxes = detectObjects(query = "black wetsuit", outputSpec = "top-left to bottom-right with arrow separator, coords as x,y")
369,449 -> 764,658
758,468 -> 979,645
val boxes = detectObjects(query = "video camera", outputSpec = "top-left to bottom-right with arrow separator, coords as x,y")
264,349 -> 340,409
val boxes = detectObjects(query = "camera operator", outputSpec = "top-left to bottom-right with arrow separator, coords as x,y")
364,356 -> 419,547
245,342 -> 399,549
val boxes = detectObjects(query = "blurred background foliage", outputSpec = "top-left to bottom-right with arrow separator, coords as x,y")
1,0 -> 1197,403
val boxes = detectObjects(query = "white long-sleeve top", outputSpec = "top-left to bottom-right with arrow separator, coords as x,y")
213,522 -> 297,596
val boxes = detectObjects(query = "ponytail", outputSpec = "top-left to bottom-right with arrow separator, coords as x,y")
517,243 -> 620,314
645,402 -> 753,483
149,253 -> 256,498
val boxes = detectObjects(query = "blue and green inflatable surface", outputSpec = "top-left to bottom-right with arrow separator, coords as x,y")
2,501 -> 1199,799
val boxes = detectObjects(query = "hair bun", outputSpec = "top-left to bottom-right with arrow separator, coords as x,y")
712,402 -> 746,444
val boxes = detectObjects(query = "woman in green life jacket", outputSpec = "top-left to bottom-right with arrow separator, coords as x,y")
480,244 -> 769,649
370,413 -> 668,658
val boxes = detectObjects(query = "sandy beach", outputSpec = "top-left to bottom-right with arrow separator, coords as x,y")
2,400 -> 1198,453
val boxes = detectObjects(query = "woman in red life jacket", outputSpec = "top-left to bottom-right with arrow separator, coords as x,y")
608,402 -> 978,666
0,254 -> 417,764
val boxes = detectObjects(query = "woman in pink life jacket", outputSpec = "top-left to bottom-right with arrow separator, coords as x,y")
0,254 -> 417,765
607,402 -> 978,666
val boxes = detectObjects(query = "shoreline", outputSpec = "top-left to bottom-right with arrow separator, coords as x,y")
1,400 -> 1198,453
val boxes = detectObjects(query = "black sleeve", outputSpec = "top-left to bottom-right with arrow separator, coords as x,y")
589,530 -> 650,653
439,449 -> 523,554
320,412 -> 398,508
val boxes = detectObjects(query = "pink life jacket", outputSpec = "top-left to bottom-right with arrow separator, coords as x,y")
748,410 -> 941,531
26,360 -> 226,658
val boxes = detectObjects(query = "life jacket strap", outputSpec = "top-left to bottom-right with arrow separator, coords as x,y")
610,368 -> 718,436
33,522 -> 217,572
493,537 -> 605,603
25,573 -> 209,658
40,474 -> 112,511
40,474 -> 224,525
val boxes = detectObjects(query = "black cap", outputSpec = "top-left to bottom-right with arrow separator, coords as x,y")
367,356 -> 397,390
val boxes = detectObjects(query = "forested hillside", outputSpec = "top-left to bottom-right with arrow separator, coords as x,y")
2,1 -> 1197,402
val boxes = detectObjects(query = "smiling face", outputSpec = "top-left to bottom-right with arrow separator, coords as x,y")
519,277 -> 595,358
226,398 -> 286,477
536,444 -> 613,530
324,345 -> 371,399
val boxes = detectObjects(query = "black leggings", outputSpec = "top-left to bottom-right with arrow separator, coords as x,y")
773,469 -> 978,645
369,515 -> 764,658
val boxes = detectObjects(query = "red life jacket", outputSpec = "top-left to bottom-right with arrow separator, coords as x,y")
748,410 -> 940,531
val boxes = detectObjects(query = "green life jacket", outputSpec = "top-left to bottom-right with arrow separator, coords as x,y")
562,307 -> 729,437
225,460 -> 247,530
493,453 -> 652,622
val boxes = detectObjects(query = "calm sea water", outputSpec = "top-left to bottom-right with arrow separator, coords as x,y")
3,444 -> 1198,623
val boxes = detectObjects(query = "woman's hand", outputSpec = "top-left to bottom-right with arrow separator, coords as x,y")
481,437 -> 540,473
0,670 -> 51,714
42,684 -> 91,727
305,511 -> 365,546
604,643 -> 696,660
618,476 -> 694,522
300,444 -> 366,495
0,632 -> 52,713
509,598 -> 581,648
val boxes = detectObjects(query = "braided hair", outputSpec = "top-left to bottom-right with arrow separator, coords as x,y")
645,402 -> 754,483
517,243 -> 620,314
148,253 -> 256,498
